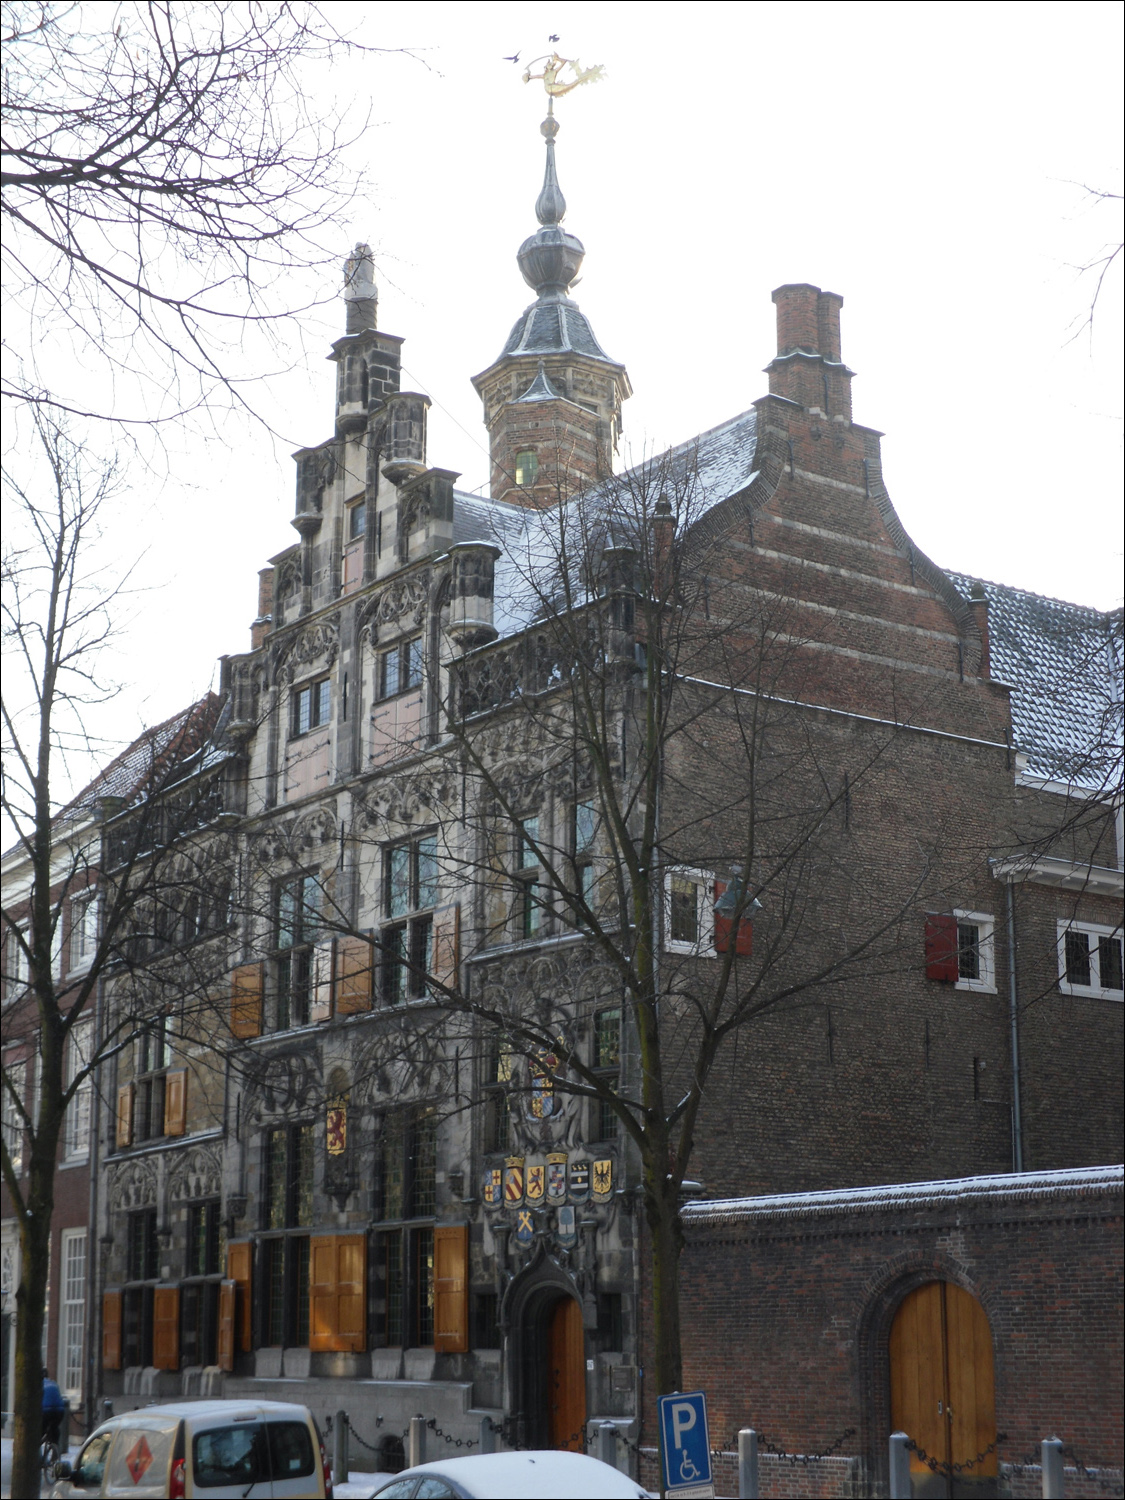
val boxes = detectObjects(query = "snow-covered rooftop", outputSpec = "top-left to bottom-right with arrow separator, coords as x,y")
682,1164 -> 1124,1226
949,574 -> 1122,791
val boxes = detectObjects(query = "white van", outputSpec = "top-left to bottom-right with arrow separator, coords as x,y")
49,1399 -> 331,1499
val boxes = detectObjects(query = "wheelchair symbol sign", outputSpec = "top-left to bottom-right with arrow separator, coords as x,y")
658,1390 -> 714,1496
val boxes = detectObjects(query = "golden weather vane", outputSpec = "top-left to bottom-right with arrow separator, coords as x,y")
522,52 -> 605,111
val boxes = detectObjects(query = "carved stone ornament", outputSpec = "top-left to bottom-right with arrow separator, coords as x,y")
168,1143 -> 222,1203
275,615 -> 340,685
357,569 -> 431,648
247,1050 -> 319,1122
292,805 -> 338,851
108,1157 -> 159,1212
358,762 -> 458,834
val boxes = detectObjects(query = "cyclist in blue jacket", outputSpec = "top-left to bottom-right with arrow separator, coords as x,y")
42,1373 -> 66,1449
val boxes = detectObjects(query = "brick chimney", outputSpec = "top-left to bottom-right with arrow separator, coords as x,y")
767,284 -> 853,421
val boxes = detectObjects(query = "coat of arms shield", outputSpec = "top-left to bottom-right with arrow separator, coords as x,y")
503,1156 -> 525,1205
568,1159 -> 590,1203
547,1152 -> 567,1203
515,1208 -> 535,1246
526,1161 -> 545,1203
556,1204 -> 577,1249
482,1167 -> 502,1207
592,1158 -> 613,1201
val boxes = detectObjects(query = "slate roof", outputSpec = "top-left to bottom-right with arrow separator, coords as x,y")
499,297 -> 617,364
949,574 -> 1123,791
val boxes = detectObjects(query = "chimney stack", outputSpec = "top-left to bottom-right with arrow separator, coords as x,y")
767,283 -> 853,421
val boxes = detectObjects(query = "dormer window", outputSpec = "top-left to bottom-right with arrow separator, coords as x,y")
292,677 -> 330,737
515,450 -> 538,487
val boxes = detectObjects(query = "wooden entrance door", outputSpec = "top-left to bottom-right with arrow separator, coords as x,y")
890,1281 -> 998,1497
547,1296 -> 586,1451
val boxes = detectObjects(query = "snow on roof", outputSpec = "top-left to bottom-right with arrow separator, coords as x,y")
948,574 -> 1122,792
450,407 -> 759,638
682,1164 -> 1123,1227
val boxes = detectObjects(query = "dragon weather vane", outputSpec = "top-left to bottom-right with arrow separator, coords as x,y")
522,52 -> 605,113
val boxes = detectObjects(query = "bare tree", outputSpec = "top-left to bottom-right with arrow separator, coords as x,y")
1,411 -> 234,1496
2,1 -> 398,430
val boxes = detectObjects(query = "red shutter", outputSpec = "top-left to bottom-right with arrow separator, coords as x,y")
434,1225 -> 469,1353
152,1286 -> 180,1371
713,882 -> 754,957
217,1280 -> 236,1371
226,1242 -> 253,1352
102,1289 -> 123,1370
925,913 -> 959,982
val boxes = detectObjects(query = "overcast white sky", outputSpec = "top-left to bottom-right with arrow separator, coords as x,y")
13,0 -> 1125,766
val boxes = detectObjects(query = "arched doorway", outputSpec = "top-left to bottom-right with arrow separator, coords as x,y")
506,1269 -> 588,1451
889,1281 -> 998,1498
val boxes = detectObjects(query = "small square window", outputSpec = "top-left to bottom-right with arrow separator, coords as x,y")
348,501 -> 366,540
666,870 -> 712,953
292,678 -> 330,737
520,817 -> 540,869
378,638 -> 423,700
1058,922 -> 1123,1000
515,450 -> 538,487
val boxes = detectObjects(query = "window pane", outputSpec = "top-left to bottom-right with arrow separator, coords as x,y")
267,1422 -> 315,1480
1098,935 -> 1123,990
380,648 -> 400,699
670,875 -> 700,944
404,638 -> 423,689
595,1008 -> 621,1068
266,1239 -> 286,1345
61,1231 -> 86,1395
267,1130 -> 288,1230
382,1116 -> 404,1220
410,917 -> 433,994
387,846 -> 412,919
384,1231 -> 403,1344
410,1114 -> 437,1218
293,1235 -> 310,1345
315,679 -> 331,726
349,503 -> 366,540
957,923 -> 980,981
522,882 -> 542,939
294,1124 -> 315,1227
277,884 -> 299,949
575,800 -> 597,856
384,925 -> 406,1004
193,1425 -> 266,1488
296,686 -> 312,736
1065,929 -> 1091,985
416,1227 -> 435,1345
520,818 -> 540,868
416,836 -> 438,909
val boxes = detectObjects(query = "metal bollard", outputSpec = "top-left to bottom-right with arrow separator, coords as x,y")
101,1398 -> 114,1423
60,1404 -> 71,1457
598,1422 -> 617,1470
739,1428 -> 759,1499
1042,1437 -> 1065,1499
408,1415 -> 426,1469
889,1431 -> 912,1500
479,1416 -> 496,1455
334,1410 -> 349,1486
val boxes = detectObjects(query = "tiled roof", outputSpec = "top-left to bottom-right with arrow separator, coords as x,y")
949,574 -> 1123,791
499,298 -> 617,364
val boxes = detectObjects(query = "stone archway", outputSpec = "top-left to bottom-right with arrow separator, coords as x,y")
503,1252 -> 587,1450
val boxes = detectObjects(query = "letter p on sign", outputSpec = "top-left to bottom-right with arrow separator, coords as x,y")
671,1402 -> 697,1450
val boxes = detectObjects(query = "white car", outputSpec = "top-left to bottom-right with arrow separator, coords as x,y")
49,1399 -> 332,1499
366,1450 -> 652,1499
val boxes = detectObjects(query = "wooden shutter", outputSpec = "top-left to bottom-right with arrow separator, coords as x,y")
309,1234 -> 367,1353
713,882 -> 753,957
115,1083 -> 134,1148
335,935 -> 374,1014
102,1288 -> 123,1370
226,1242 -> 253,1352
152,1285 -> 180,1370
337,1234 -> 366,1352
434,1224 -> 469,1353
230,963 -> 263,1039
309,1235 -> 339,1352
217,1280 -> 236,1371
925,913 -> 959,982
309,938 -> 335,1023
431,905 -> 461,989
163,1069 -> 187,1136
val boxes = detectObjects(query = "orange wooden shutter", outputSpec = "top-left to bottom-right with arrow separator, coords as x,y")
152,1285 -> 180,1370
102,1288 -> 123,1370
309,939 -> 335,1023
431,905 -> 461,989
217,1280 -> 236,1371
163,1069 -> 187,1136
335,935 -> 373,1014
226,1242 -> 253,1352
309,1234 -> 339,1352
337,1234 -> 366,1352
115,1083 -> 134,1148
434,1224 -> 469,1353
230,963 -> 263,1038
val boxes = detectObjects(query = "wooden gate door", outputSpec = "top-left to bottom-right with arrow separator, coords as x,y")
890,1281 -> 998,1497
547,1296 -> 587,1452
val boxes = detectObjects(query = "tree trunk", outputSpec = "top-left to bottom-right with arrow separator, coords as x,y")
644,1151 -> 686,1491
11,1077 -> 64,1498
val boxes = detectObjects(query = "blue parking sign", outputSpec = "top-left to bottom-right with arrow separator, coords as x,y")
658,1390 -> 714,1497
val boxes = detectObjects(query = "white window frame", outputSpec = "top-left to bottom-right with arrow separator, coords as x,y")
63,1017 -> 94,1162
953,909 -> 997,994
69,892 -> 99,974
1057,920 -> 1124,1000
664,867 -> 715,955
58,1227 -> 87,1404
2,1056 -> 27,1176
6,924 -> 30,1001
